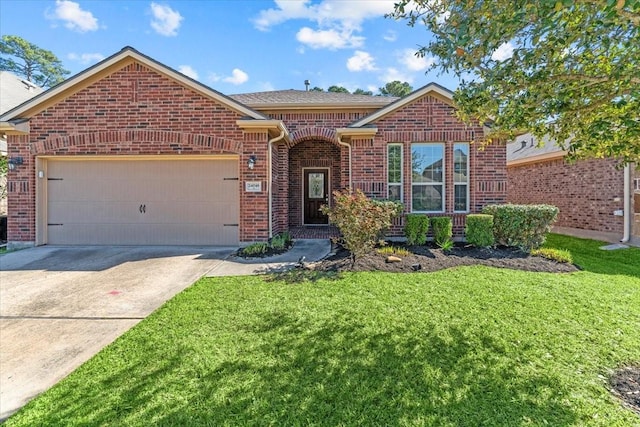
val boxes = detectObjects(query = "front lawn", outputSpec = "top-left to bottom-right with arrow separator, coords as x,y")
6,235 -> 640,426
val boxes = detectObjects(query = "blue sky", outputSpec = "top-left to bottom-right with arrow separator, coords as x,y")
0,0 -> 463,94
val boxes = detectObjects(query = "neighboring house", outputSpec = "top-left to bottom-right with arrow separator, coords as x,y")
507,133 -> 639,246
0,71 -> 44,218
0,47 -> 506,248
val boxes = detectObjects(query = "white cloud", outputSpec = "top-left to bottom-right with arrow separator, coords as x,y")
367,84 -> 378,93
380,67 -> 413,83
491,42 -> 514,61
67,52 -> 105,64
399,48 -> 435,71
383,30 -> 397,42
347,50 -> 376,72
224,69 -> 249,85
254,0 -> 395,50
178,65 -> 199,80
296,27 -> 364,50
49,0 -> 99,32
254,0 -> 396,31
150,2 -> 183,36
209,69 -> 249,85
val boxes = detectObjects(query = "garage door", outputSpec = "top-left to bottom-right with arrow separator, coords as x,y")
46,158 -> 239,245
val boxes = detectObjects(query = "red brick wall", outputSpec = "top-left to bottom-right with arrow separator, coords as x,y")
371,94 -> 507,237
507,157 -> 624,234
7,61 -> 269,243
268,94 -> 506,238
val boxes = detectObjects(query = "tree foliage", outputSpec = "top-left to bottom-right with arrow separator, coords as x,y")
353,88 -> 373,95
390,1 -> 640,163
327,85 -> 349,93
0,35 -> 70,88
379,80 -> 413,97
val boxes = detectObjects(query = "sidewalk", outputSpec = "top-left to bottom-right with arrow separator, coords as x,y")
206,239 -> 332,277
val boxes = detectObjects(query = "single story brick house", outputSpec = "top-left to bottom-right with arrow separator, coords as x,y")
507,133 -> 639,245
0,47 -> 506,248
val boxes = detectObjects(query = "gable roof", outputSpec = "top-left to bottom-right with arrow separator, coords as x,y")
230,90 -> 396,110
0,71 -> 44,115
507,133 -> 566,166
0,46 -> 268,123
349,82 -> 455,127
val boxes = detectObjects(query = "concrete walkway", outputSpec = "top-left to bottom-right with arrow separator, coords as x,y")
0,240 -> 331,421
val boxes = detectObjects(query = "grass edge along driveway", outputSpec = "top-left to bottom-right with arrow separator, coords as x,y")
5,234 -> 640,426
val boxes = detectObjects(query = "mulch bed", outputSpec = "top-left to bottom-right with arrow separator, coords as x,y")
312,242 -> 579,274
610,366 -> 640,416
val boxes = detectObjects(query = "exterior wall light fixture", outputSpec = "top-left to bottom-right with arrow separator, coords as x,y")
8,156 -> 23,171
248,155 -> 257,170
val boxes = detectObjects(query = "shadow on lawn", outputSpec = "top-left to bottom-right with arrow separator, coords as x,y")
17,313 -> 581,425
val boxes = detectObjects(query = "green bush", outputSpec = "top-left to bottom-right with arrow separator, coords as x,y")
240,242 -> 269,257
321,189 -> 403,262
465,214 -> 495,247
270,232 -> 291,251
430,216 -> 453,250
482,204 -> 559,252
404,214 -> 430,245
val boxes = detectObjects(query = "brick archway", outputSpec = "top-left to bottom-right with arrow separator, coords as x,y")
289,127 -> 340,148
31,130 -> 242,155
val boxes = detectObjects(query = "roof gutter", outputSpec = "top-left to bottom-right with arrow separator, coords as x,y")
268,128 -> 286,238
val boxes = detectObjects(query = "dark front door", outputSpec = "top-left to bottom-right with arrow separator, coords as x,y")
303,169 -> 329,225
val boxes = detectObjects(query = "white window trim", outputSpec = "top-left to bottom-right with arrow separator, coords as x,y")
453,142 -> 470,213
411,142 -> 445,213
387,143 -> 403,202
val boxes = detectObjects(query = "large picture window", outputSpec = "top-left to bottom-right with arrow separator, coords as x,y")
454,143 -> 469,212
411,143 -> 444,212
387,144 -> 403,202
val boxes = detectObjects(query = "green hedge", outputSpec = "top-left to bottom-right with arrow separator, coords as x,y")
465,214 -> 495,247
482,204 -> 558,251
430,216 -> 453,249
404,214 -> 430,245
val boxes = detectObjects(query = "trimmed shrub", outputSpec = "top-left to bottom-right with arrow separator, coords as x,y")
430,216 -> 453,250
270,232 -> 291,251
465,214 -> 495,247
404,214 -> 430,245
482,204 -> 559,251
321,189 -> 403,261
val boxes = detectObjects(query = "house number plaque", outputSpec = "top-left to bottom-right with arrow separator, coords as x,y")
245,181 -> 262,192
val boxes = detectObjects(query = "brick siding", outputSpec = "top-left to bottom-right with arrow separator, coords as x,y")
7,58 -> 508,245
507,157 -> 625,234
7,61 -> 268,243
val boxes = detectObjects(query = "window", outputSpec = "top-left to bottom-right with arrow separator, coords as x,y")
454,143 -> 469,212
387,144 -> 403,201
411,143 -> 444,212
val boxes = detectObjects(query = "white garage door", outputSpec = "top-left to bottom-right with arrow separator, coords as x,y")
46,158 -> 239,245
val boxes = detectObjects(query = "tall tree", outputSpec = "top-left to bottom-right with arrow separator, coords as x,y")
0,35 -> 69,88
390,1 -> 640,163
379,81 -> 413,97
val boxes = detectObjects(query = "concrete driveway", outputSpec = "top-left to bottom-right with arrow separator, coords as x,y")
0,245 -> 234,421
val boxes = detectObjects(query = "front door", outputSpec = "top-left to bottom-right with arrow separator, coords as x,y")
303,169 -> 329,225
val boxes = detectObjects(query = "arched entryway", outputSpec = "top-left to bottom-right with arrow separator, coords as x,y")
288,137 -> 343,229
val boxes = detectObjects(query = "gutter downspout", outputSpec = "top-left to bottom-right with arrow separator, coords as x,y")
268,129 -> 286,239
622,164 -> 631,243
338,135 -> 352,189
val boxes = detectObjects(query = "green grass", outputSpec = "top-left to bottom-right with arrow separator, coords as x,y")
6,235 -> 640,426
